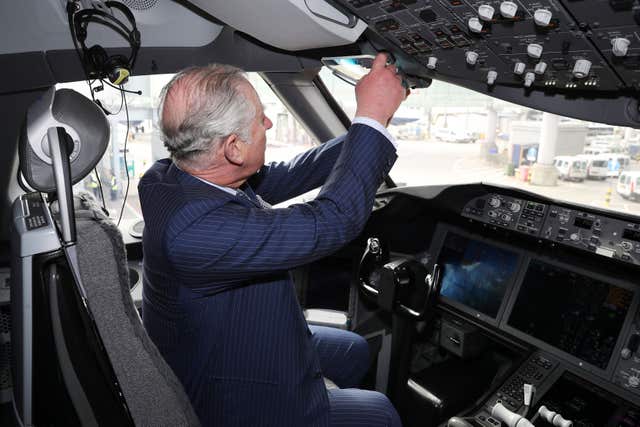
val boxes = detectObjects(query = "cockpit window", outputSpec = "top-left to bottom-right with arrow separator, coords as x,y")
56,73 -> 317,224
320,67 -> 640,218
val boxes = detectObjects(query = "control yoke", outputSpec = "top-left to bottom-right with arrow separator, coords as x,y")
358,237 -> 440,319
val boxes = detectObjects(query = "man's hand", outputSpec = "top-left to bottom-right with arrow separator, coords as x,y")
354,53 -> 409,127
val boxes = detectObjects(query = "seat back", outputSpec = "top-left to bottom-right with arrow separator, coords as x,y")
71,194 -> 200,426
11,87 -> 200,426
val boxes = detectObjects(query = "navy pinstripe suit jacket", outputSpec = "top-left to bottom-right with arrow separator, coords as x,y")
139,124 -> 397,426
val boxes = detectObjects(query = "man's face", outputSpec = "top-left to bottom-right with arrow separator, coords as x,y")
239,82 -> 273,172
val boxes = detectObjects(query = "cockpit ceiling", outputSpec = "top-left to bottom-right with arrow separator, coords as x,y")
0,0 -> 221,55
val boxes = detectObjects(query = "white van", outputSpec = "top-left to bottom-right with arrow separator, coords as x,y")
432,128 -> 474,143
577,154 -> 609,180
617,171 -> 640,200
554,156 -> 588,181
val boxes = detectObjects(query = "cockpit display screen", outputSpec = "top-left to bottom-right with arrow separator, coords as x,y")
508,260 -> 633,370
438,232 -> 520,318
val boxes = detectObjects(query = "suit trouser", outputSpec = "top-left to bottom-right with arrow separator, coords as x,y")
309,326 -> 402,427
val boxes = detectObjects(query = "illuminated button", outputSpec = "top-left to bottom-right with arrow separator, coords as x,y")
513,62 -> 526,75
478,4 -> 495,21
466,51 -> 479,65
533,9 -> 552,27
534,61 -> 548,74
612,37 -> 631,57
527,43 -> 543,59
524,72 -> 535,87
487,70 -> 498,85
468,17 -> 484,33
572,59 -> 592,78
499,1 -> 518,18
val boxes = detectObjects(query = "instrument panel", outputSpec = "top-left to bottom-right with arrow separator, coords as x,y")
336,0 -> 640,92
429,220 -> 640,400
462,192 -> 640,266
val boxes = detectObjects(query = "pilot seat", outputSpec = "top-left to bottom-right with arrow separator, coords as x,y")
10,87 -> 200,426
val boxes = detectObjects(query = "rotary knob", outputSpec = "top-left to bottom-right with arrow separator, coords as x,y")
621,241 -> 633,251
570,233 -> 580,242
478,5 -> 495,21
527,43 -> 543,59
573,59 -> 592,78
427,56 -> 438,70
468,17 -> 484,33
487,70 -> 498,85
489,197 -> 501,208
524,72 -> 535,87
534,61 -> 548,75
466,51 -> 479,65
628,376 -> 640,388
612,37 -> 631,57
500,1 -> 518,18
508,202 -> 521,212
534,9 -> 552,27
621,348 -> 632,360
513,62 -> 526,75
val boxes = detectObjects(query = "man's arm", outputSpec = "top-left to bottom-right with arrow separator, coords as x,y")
167,53 -> 407,288
248,135 -> 345,205
167,124 -> 395,288
249,118 -> 397,206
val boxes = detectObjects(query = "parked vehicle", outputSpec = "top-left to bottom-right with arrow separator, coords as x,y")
583,147 -> 610,156
554,156 -> 588,181
432,127 -> 474,143
576,154 -> 609,180
617,171 -> 640,200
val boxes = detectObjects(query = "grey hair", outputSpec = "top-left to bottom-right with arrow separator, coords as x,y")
158,64 -> 256,168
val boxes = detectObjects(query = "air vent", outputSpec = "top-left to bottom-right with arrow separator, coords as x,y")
120,0 -> 158,10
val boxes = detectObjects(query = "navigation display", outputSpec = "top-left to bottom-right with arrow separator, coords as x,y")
508,260 -> 634,370
437,232 -> 520,318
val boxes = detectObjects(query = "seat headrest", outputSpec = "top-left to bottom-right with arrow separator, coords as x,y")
20,87 -> 110,192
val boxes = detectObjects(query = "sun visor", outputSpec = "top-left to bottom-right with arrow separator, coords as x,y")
188,0 -> 367,51
20,88 -> 109,193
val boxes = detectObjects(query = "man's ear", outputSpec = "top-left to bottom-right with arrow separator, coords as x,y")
222,134 -> 245,166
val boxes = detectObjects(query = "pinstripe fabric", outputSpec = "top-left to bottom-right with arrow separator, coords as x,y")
309,325 -> 370,389
139,124 -> 397,427
309,326 -> 402,427
327,389 -> 402,427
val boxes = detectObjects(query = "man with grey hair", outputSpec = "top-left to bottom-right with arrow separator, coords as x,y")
139,53 -> 407,427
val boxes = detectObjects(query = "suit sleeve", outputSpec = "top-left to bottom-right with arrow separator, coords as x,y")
166,124 -> 396,287
247,135 -> 345,205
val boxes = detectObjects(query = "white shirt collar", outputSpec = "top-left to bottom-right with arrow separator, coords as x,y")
174,162 -> 238,195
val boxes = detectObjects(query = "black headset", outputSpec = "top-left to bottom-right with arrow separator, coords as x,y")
68,1 -> 141,85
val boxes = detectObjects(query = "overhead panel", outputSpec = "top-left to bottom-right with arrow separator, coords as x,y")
334,0 -> 640,93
